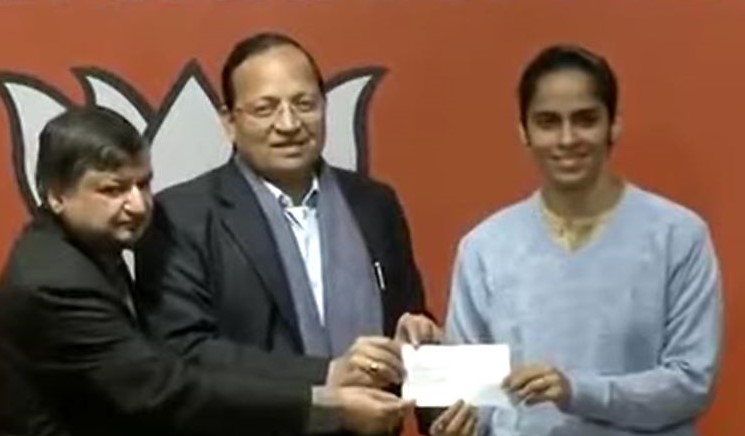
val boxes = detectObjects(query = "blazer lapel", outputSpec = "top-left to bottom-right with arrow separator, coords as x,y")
37,212 -> 140,326
214,163 -> 302,346
335,171 -> 406,338
334,170 -> 385,263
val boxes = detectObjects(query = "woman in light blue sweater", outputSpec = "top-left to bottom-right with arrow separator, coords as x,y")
445,45 -> 722,436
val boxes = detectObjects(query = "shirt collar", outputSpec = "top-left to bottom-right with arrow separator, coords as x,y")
232,154 -> 320,208
262,176 -> 319,209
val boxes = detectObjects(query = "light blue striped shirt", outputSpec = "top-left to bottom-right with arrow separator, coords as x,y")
263,178 -> 325,324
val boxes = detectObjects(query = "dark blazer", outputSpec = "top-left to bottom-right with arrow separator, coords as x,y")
134,160 -> 427,386
0,211 -> 313,436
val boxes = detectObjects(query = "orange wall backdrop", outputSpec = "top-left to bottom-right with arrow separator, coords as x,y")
0,1 -> 742,434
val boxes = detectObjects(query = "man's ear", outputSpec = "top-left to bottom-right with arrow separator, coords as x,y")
610,116 -> 622,145
219,105 -> 236,144
518,123 -> 529,147
45,187 -> 65,215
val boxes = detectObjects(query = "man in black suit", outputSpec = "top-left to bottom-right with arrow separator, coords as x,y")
134,33 -> 476,435
0,107 -> 413,436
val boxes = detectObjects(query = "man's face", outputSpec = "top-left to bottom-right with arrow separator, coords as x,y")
48,150 -> 153,250
520,69 -> 619,191
223,44 -> 325,182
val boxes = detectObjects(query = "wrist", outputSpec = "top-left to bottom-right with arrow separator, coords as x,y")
307,386 -> 344,433
325,358 -> 340,386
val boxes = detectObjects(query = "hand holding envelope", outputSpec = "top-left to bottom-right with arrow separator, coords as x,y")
326,313 -> 444,389
401,344 -> 513,407
428,400 -> 478,436
502,363 -> 571,407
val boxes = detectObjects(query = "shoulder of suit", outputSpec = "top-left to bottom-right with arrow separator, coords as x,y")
3,223 -> 110,293
151,163 -> 229,222
153,163 -> 402,213
155,164 -> 225,204
330,166 -> 396,201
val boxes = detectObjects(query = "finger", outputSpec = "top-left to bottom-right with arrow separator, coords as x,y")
356,335 -> 402,350
429,400 -> 463,434
524,391 -> 544,406
503,365 -> 547,390
503,369 -> 530,390
356,346 -> 405,381
418,318 -> 444,345
461,413 -> 477,436
353,340 -> 403,368
346,351 -> 393,387
396,324 -> 418,346
407,322 -> 421,346
395,313 -> 415,343
382,402 -> 409,433
407,316 -> 443,345
407,318 -> 432,346
361,387 -> 402,403
506,371 -> 539,393
428,323 -> 445,344
524,382 -> 559,406
378,397 -> 414,424
346,365 -> 379,388
398,398 -> 416,411
361,388 -> 413,414
516,376 -> 549,400
542,385 -> 564,404
355,337 -> 403,362
350,355 -> 399,386
406,322 -> 431,346
521,370 -> 558,405
408,316 -> 438,345
430,401 -> 463,435
363,354 -> 403,384
443,401 -> 472,435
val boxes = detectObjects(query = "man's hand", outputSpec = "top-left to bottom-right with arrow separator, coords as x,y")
429,400 -> 478,436
327,336 -> 404,388
394,313 -> 443,346
502,364 -> 571,407
329,387 -> 413,434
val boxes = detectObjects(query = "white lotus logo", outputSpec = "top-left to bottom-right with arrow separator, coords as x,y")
0,60 -> 385,210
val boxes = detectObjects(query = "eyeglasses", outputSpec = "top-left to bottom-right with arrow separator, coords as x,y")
232,95 -> 324,124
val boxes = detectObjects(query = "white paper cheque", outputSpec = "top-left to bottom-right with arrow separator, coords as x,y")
401,344 -> 512,407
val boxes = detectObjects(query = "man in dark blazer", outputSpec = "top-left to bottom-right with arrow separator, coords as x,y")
0,107 -> 412,436
134,33 -> 476,435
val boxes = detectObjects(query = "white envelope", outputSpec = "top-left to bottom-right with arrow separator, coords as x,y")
401,344 -> 512,407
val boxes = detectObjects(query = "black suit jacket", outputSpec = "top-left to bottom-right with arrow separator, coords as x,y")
134,161 -> 427,388
0,211 -> 313,436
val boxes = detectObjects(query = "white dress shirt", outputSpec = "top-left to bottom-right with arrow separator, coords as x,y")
263,178 -> 325,324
